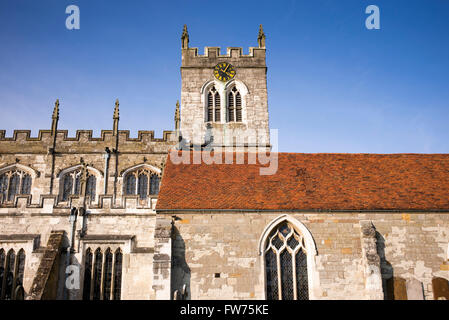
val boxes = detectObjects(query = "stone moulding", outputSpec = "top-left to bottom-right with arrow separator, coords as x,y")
0,194 -> 158,212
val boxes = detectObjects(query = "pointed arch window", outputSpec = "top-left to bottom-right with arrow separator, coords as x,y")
0,170 -> 32,204
82,248 -> 92,300
82,247 -> 123,300
264,222 -> 309,300
0,248 -> 25,300
124,168 -> 161,198
92,248 -> 102,300
150,175 -> 160,196
113,249 -> 123,300
86,175 -> 96,200
207,86 -> 221,122
0,249 -> 4,298
102,249 -> 113,300
228,86 -> 242,122
60,169 -> 97,202
15,250 -> 25,293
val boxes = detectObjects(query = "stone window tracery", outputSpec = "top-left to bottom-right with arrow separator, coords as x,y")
0,248 -> 25,300
0,170 -> 32,204
60,169 -> 97,201
228,86 -> 242,122
264,222 -> 309,300
83,247 -> 123,300
124,168 -> 160,198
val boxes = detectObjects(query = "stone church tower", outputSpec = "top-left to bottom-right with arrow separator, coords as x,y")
179,25 -> 270,150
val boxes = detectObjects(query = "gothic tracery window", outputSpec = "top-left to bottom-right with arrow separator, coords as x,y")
228,86 -> 242,122
207,86 -> 221,122
83,247 -> 123,300
0,248 -> 26,300
60,169 -> 97,202
124,168 -> 160,198
264,222 -> 309,300
0,170 -> 32,204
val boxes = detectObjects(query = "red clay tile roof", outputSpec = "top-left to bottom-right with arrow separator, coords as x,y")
156,152 -> 449,211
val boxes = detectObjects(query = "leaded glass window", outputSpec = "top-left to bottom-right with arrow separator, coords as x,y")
0,249 -> 4,298
137,174 -> 148,200
15,250 -> 25,290
92,249 -> 102,300
227,86 -> 242,122
102,249 -> 113,300
8,174 -> 20,202
124,168 -> 160,198
150,175 -> 160,195
264,222 -> 309,300
0,175 -> 7,203
82,247 -> 123,300
60,169 -> 97,202
20,174 -> 31,195
113,249 -> 123,300
0,248 -> 26,300
0,169 -> 32,204
86,175 -> 96,201
62,174 -> 73,201
82,249 -> 92,300
3,250 -> 15,300
126,174 -> 136,195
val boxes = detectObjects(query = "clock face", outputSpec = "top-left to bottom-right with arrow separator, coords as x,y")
214,63 -> 236,82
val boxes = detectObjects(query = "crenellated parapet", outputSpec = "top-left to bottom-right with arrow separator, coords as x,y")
181,24 -> 266,69
182,46 -> 266,68
0,193 -> 159,213
0,129 -> 177,154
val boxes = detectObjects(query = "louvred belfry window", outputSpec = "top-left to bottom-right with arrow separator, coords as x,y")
207,86 -> 221,122
124,168 -> 160,198
264,222 -> 309,300
82,247 -> 123,300
0,169 -> 32,204
227,86 -> 242,122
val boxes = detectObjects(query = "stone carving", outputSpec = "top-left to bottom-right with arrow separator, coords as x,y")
360,220 -> 383,299
258,24 -> 266,48
181,25 -> 189,49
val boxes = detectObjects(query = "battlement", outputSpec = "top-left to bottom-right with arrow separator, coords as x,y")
180,24 -> 267,68
0,129 -> 175,142
181,46 -> 266,68
0,129 -> 177,154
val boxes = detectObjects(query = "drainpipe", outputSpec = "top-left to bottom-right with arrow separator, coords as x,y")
103,147 -> 111,195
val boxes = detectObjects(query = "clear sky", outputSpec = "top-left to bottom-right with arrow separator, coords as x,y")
0,0 -> 448,153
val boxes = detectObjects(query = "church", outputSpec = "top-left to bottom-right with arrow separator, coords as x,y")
0,26 -> 448,300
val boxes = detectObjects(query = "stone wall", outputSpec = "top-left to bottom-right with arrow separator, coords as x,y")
165,211 -> 449,300
0,128 -> 177,300
0,211 -> 158,300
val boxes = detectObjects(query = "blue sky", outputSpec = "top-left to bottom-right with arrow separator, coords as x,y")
0,0 -> 448,153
